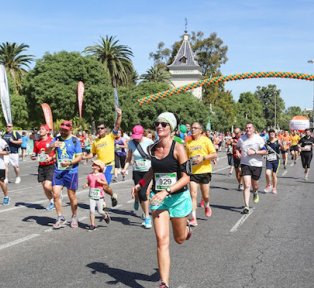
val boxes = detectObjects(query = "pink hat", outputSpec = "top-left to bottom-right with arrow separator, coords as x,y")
131,125 -> 144,140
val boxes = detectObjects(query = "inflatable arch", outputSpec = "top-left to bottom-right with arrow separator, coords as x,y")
138,72 -> 314,106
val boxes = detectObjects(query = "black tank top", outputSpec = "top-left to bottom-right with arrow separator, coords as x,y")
151,140 -> 187,194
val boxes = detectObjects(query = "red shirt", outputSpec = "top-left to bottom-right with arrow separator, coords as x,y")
33,136 -> 55,166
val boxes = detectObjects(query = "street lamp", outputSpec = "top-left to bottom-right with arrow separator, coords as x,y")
307,60 -> 314,128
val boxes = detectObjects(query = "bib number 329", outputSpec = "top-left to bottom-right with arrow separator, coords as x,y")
155,173 -> 177,191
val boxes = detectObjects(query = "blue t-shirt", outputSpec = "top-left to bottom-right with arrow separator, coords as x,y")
21,135 -> 29,148
50,136 -> 82,173
2,131 -> 21,153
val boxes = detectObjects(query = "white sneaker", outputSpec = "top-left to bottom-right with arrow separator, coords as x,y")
4,178 -> 8,184
15,177 -> 21,184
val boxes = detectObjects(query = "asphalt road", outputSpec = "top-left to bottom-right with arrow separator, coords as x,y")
0,152 -> 313,288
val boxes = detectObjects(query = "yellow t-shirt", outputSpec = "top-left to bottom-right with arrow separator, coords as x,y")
290,135 -> 300,146
91,132 -> 116,165
185,135 -> 216,174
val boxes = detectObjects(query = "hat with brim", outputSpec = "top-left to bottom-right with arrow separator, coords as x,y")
92,160 -> 105,172
132,125 -> 144,140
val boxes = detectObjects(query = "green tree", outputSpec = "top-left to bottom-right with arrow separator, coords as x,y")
140,66 -> 171,83
83,35 -> 134,87
255,84 -> 285,129
0,42 -> 34,94
23,51 -> 114,128
236,92 -> 266,130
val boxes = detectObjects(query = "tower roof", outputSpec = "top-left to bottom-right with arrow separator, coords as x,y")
168,33 -> 202,72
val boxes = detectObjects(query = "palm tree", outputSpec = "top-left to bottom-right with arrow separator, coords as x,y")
84,36 -> 133,87
140,65 -> 171,83
0,42 -> 34,93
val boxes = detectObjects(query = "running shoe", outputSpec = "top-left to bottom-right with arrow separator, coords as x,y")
4,178 -> 8,184
253,192 -> 259,204
88,225 -> 96,231
189,218 -> 198,227
238,184 -> 244,191
228,171 -> 232,177
70,217 -> 78,228
46,202 -> 55,211
133,199 -> 139,211
242,206 -> 250,214
103,212 -> 111,224
111,193 -> 118,207
15,177 -> 21,184
272,188 -> 277,194
53,216 -> 67,229
304,175 -> 309,181
142,217 -> 152,229
264,185 -> 273,193
159,282 -> 169,288
112,177 -> 118,183
205,206 -> 212,217
199,199 -> 204,208
2,196 -> 10,206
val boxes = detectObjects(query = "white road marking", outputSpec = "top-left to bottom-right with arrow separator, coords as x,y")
0,234 -> 40,251
282,170 -> 288,176
230,208 -> 254,233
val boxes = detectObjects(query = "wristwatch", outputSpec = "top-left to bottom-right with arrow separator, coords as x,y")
166,187 -> 171,194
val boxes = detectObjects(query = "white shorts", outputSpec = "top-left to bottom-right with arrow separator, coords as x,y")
4,154 -> 19,167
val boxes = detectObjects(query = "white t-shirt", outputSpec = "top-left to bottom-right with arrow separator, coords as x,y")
128,137 -> 154,172
0,138 -> 9,169
237,134 -> 265,167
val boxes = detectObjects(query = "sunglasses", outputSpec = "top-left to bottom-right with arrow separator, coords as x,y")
61,123 -> 71,127
154,122 -> 169,128
6,126 -> 12,128
97,127 -> 105,130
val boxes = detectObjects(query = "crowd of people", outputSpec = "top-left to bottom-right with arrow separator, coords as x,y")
0,111 -> 313,288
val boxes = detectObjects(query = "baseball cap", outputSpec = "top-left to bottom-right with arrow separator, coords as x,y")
40,124 -> 50,131
92,160 -> 105,172
60,120 -> 72,131
131,125 -> 144,140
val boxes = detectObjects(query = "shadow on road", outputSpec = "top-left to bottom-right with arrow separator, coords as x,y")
210,204 -> 243,213
22,215 -> 55,226
86,262 -> 159,288
15,202 -> 45,210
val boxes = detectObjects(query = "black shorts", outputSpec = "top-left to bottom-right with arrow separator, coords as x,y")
0,169 -> 6,181
290,145 -> 299,152
115,155 -> 126,169
241,164 -> 262,181
233,157 -> 241,168
190,173 -> 212,184
38,164 -> 54,183
133,170 -> 149,202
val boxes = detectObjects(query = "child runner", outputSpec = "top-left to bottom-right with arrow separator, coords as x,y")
83,160 -> 111,231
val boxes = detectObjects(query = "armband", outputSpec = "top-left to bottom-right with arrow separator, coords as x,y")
180,160 -> 192,176
138,178 -> 146,187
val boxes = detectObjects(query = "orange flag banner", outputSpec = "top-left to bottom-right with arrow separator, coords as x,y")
77,81 -> 84,118
41,103 -> 53,131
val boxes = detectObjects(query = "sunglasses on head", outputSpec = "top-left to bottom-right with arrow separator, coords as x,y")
154,122 -> 169,128
61,123 -> 71,127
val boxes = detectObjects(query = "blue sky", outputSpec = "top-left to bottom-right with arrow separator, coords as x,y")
1,0 -> 314,109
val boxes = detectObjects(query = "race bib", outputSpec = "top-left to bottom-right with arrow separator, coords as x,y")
266,153 -> 277,162
303,145 -> 312,151
38,152 -> 47,162
154,172 -> 177,191
134,159 -> 147,171
89,188 -> 101,200
57,158 -> 71,170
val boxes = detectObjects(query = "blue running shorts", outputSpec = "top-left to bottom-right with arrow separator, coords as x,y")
52,171 -> 78,191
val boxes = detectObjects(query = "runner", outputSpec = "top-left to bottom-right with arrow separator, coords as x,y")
298,128 -> 314,180
21,131 -> 29,161
232,128 -> 243,191
0,137 -> 10,205
132,112 -> 192,288
47,120 -> 83,229
264,129 -> 281,194
122,124 -> 154,229
84,107 -> 122,207
82,159 -> 110,231
2,123 -> 22,184
113,129 -> 127,182
225,132 -> 234,176
290,130 -> 300,165
278,130 -> 291,170
31,124 -> 56,211
185,122 -> 217,226
236,122 -> 267,214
